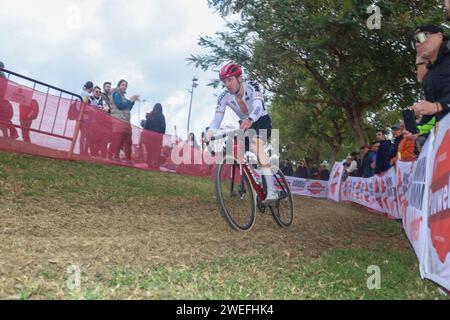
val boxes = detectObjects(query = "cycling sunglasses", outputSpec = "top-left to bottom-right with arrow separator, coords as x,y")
411,32 -> 431,48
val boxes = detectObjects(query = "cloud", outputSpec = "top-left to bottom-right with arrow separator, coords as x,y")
0,0 -> 238,138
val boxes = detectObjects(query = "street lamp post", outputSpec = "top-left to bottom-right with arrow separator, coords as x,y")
187,77 -> 198,138
137,99 -> 146,126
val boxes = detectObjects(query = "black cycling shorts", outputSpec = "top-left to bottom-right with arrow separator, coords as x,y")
245,115 -> 272,151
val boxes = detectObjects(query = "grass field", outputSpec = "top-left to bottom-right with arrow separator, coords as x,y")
0,151 -> 448,300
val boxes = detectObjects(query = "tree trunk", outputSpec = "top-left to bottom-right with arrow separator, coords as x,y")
345,106 -> 366,147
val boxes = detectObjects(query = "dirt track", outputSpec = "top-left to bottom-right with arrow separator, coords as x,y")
0,194 -> 409,298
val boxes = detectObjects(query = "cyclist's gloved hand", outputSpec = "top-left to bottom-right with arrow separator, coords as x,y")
205,129 -> 216,140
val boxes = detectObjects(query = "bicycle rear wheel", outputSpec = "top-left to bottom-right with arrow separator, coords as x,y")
215,157 -> 256,231
269,170 -> 294,227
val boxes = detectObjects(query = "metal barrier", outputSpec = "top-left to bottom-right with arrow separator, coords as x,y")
0,67 -> 85,159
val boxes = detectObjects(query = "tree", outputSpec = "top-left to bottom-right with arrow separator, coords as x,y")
189,0 -> 443,151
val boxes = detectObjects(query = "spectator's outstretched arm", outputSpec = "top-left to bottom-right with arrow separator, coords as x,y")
112,92 -> 134,110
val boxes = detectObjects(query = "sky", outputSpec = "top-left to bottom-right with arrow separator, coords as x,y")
0,0 -> 239,140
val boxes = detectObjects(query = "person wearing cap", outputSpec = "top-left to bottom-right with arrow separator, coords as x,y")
389,123 -> 404,164
411,25 -> 450,122
344,154 -> 358,177
318,162 -> 330,181
81,81 -> 94,103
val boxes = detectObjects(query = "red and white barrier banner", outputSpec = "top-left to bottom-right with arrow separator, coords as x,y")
404,132 -> 434,277
252,170 -> 329,199
424,116 -> 450,290
2,81 -> 33,105
375,169 -> 401,219
328,162 -> 344,202
396,161 -> 415,222
285,176 -> 328,199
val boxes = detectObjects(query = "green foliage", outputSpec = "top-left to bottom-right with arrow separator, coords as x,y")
190,0 -> 445,160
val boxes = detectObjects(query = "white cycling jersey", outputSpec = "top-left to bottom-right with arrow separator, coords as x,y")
209,80 -> 268,131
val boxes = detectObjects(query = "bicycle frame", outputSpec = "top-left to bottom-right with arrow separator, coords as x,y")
205,129 -> 288,203
229,136 -> 267,201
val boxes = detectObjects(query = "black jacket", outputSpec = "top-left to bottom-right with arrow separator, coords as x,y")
295,166 -> 309,179
375,140 -> 392,174
389,135 -> 404,161
282,164 -> 294,177
143,114 -> 166,134
423,40 -> 450,122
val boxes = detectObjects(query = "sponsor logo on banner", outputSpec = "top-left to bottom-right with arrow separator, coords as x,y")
284,176 -> 328,198
429,130 -> 450,263
308,182 -> 326,195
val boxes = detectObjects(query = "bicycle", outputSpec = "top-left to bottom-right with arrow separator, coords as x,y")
203,129 -> 294,232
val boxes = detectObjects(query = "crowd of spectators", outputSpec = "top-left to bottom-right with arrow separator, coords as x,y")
0,66 -> 168,167
340,23 -> 450,178
280,159 -> 330,181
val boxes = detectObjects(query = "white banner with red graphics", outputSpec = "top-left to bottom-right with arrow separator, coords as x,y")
253,170 -> 329,199
396,161 -> 415,222
403,131 -> 435,277
424,116 -> 450,290
324,123 -> 450,291
328,162 -> 345,202
285,176 -> 328,198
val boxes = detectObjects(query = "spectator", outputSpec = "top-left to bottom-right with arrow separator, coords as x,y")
19,99 -> 39,143
88,86 -> 109,113
308,164 -> 319,180
110,79 -> 139,162
0,61 -> 5,79
389,123 -> 404,164
0,98 -> 18,139
362,142 -> 379,178
374,129 -> 392,174
357,144 -> 369,177
391,125 -> 416,165
141,103 -> 166,168
318,161 -> 330,181
101,82 -> 114,158
404,55 -> 436,150
295,160 -> 308,179
101,82 -> 112,113
81,81 -> 94,103
345,154 -> 358,177
76,81 -> 95,155
281,159 -> 294,177
0,62 -> 7,101
0,63 -> 18,140
187,132 -> 200,149
411,25 -> 450,122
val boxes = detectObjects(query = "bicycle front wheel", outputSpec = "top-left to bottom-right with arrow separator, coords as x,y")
215,157 -> 256,231
269,170 -> 294,227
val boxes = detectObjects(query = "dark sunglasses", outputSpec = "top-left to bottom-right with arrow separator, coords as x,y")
411,32 -> 432,48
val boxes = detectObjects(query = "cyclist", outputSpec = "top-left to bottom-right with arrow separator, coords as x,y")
206,63 -> 278,202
